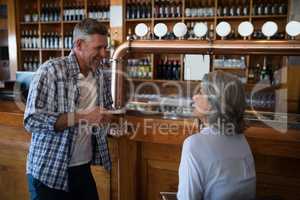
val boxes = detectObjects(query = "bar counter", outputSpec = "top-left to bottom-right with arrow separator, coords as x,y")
0,100 -> 300,200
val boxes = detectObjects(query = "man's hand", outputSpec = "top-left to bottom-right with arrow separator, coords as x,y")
54,107 -> 112,132
77,107 -> 112,125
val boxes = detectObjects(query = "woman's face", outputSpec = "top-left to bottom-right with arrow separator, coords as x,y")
192,89 -> 211,120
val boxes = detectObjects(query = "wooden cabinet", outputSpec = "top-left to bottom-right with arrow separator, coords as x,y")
15,0 -> 111,72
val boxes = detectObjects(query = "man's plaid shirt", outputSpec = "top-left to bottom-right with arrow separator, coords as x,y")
24,51 -> 113,191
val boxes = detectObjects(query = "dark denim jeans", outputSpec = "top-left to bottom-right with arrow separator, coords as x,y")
27,163 -> 99,200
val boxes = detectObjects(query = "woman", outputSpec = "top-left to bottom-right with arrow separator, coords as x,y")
177,71 -> 256,200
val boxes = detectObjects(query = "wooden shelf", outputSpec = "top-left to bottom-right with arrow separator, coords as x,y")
40,49 -> 62,51
252,15 -> 287,19
126,18 -> 152,22
184,16 -> 215,20
20,22 -> 39,25
217,16 -> 250,20
40,21 -> 61,24
63,20 -> 81,24
20,48 -> 40,51
154,17 -> 182,21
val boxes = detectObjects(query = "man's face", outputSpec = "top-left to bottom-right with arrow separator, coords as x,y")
80,34 -> 108,72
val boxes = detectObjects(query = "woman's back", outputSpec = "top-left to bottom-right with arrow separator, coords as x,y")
177,127 -> 256,200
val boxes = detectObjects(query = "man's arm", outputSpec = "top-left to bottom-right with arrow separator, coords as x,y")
54,107 -> 112,132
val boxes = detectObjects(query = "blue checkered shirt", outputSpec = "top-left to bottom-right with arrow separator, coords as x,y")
24,51 -> 113,191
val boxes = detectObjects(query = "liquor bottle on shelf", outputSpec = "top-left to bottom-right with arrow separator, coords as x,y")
23,56 -> 39,71
126,0 -> 131,19
21,29 -> 39,49
253,1 -> 287,16
254,63 -> 261,82
127,57 -> 152,79
156,58 -> 180,80
63,3 -> 69,21
64,32 -> 73,49
185,0 -> 191,17
126,28 -> 138,40
208,24 -> 214,40
40,32 -> 60,49
31,3 -> 39,22
32,30 -> 38,48
247,68 -> 255,83
278,3 -> 288,15
259,57 -> 273,83
175,0 -> 181,17
242,1 -> 249,16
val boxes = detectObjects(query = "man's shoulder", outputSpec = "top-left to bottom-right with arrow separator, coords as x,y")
38,56 -> 71,78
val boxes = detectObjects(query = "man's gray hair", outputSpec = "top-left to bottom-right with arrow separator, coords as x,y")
201,70 -> 246,134
73,18 -> 108,43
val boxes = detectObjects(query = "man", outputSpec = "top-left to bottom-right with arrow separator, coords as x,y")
24,18 -> 113,200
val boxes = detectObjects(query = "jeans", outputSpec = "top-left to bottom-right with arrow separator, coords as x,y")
27,163 -> 99,200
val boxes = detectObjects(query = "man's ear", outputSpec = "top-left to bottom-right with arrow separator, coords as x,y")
74,39 -> 82,51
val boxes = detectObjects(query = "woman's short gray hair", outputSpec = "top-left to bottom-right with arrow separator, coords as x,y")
73,18 -> 108,43
201,70 -> 246,135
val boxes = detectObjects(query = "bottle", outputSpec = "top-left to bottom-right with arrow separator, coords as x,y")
166,59 -> 172,80
28,57 -> 33,71
23,57 -> 28,71
164,0 -> 170,18
264,3 -> 271,15
230,4 -> 236,16
126,28 -> 133,40
21,30 -> 25,48
105,0 -> 110,19
176,0 -> 181,17
41,32 -> 45,48
24,30 -> 29,48
45,32 -> 49,49
40,3 -> 45,21
68,32 -> 73,49
223,4 -> 229,16
217,2 -> 223,16
185,0 -> 191,17
260,65 -> 268,81
28,30 -> 32,48
159,0 -> 164,18
170,0 -> 175,18
257,2 -> 263,15
126,0 -> 131,19
175,60 -> 180,80
260,57 -> 269,82
45,3 -> 49,21
247,68 -> 255,83
48,3 -> 53,22
32,30 -> 37,48
157,59 -> 163,79
154,0 -> 159,18
236,5 -> 241,16
146,57 -> 152,79
33,57 -> 38,71
271,4 -> 278,15
209,24 -> 214,40
147,0 -> 152,18
242,4 -> 248,16
255,63 -> 261,82
140,0 -> 146,18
